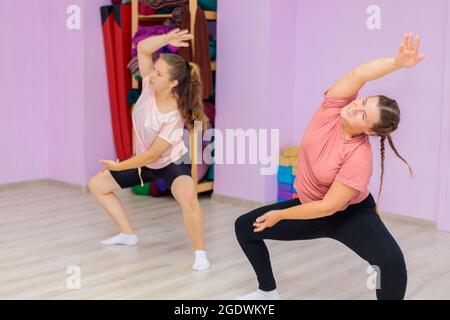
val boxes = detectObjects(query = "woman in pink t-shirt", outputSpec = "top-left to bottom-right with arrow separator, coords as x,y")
236,34 -> 425,300
88,29 -> 210,271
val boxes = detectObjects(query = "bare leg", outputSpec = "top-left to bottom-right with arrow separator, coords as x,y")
171,175 -> 209,270
171,175 -> 205,250
87,170 -> 134,235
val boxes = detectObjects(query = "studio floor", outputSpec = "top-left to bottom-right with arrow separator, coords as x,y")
1,181 -> 450,300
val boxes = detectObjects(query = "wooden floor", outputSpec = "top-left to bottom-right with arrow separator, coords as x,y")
1,181 -> 450,300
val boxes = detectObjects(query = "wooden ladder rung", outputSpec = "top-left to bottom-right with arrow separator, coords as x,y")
204,11 -> 217,20
196,181 -> 214,193
139,14 -> 173,20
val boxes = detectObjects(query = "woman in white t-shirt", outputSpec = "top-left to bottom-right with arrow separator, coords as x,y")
88,29 -> 210,271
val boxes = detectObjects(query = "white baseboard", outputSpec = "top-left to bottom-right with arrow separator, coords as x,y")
0,180 -> 439,229
0,179 -> 87,194
212,193 -> 436,228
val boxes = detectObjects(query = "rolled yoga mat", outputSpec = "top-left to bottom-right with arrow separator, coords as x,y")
100,4 -> 133,161
101,5 -> 125,160
112,3 -> 133,160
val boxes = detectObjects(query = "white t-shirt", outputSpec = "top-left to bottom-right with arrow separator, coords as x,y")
132,75 -> 188,170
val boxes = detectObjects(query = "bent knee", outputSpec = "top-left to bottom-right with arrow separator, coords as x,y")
235,213 -> 254,238
87,171 -> 118,195
376,248 -> 407,277
87,175 -> 98,193
178,190 -> 198,209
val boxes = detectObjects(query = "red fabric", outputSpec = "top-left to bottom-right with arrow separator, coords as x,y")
112,4 -> 133,161
178,6 -> 213,100
203,101 -> 216,127
101,6 -> 125,160
139,2 -> 157,15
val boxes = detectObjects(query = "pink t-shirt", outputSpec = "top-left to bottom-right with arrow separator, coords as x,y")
293,89 -> 373,210
132,75 -> 188,170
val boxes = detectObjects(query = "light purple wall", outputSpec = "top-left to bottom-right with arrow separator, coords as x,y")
0,0 -> 114,186
49,0 -> 113,186
293,0 -> 448,227
436,1 -> 450,231
48,0 -> 86,185
2,0 -> 449,230
215,0 -> 297,203
264,0 -> 298,201
84,0 -> 116,183
215,0 -> 450,230
0,1 -> 50,184
214,0 -> 272,202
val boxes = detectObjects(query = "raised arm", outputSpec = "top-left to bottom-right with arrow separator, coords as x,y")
326,33 -> 426,98
137,28 -> 194,78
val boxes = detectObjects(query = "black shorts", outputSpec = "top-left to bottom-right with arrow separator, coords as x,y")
109,162 -> 192,190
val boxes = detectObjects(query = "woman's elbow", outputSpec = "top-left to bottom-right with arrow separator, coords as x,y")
143,156 -> 157,166
320,200 -> 345,216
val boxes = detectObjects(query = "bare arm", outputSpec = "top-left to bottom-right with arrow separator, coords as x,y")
253,180 -> 359,232
279,180 -> 359,220
137,34 -> 168,79
115,137 -> 172,171
326,33 -> 426,98
137,28 -> 194,78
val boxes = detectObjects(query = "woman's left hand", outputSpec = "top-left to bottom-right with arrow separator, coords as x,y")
253,210 -> 283,232
394,33 -> 426,68
99,159 -> 120,172
166,28 -> 194,48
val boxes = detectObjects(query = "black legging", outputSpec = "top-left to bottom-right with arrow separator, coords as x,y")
235,193 -> 407,300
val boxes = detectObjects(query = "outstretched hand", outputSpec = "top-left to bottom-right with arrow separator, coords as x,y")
166,28 -> 194,47
394,33 -> 426,68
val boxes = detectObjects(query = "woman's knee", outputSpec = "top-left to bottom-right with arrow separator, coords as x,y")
177,189 -> 198,211
235,212 -> 256,240
87,170 -> 120,195
87,175 -> 99,193
379,243 -> 406,269
386,252 -> 406,277
376,246 -> 407,288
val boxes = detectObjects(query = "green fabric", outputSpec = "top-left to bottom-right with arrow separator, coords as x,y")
206,163 -> 214,181
199,0 -> 217,11
131,183 -> 150,196
209,40 -> 216,60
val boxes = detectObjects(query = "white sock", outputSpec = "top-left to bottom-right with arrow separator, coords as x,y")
101,233 -> 138,246
192,250 -> 210,271
237,289 -> 280,300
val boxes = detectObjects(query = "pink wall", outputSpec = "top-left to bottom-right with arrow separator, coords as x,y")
215,0 -> 450,230
214,0 -> 271,202
84,0 -> 116,184
215,0 -> 298,202
0,1 -> 50,184
1,0 -> 449,230
264,0 -> 298,201
0,0 -> 114,186
293,0 -> 449,228
436,1 -> 450,231
48,0 -> 86,186
48,0 -> 113,186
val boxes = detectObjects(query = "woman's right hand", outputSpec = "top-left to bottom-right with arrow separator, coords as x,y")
165,28 -> 194,47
